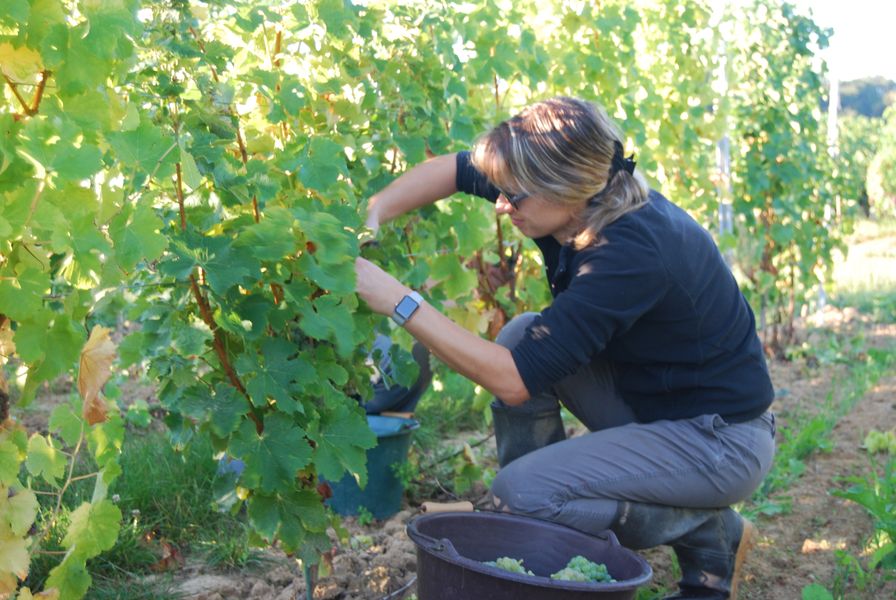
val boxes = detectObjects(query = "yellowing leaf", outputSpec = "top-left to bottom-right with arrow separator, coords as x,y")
1,485 -> 38,537
11,586 -> 57,600
0,318 -> 14,357
0,533 -> 29,581
0,570 -> 17,594
78,326 -> 116,426
0,42 -> 42,81
16,587 -> 34,600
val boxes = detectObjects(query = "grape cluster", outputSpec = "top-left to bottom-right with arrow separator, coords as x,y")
864,429 -> 896,455
484,556 -> 534,575
550,555 -> 615,583
483,555 -> 614,583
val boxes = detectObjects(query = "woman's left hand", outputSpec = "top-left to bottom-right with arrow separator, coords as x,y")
355,257 -> 411,316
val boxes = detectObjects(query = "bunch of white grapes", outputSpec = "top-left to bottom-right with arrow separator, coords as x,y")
483,555 -> 614,583
550,555 -> 615,583
483,557 -> 534,575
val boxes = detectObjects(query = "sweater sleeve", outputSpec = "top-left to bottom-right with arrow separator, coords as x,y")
455,151 -> 500,202
510,228 -> 669,396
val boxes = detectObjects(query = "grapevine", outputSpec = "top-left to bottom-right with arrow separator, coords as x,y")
1,0 -> 848,597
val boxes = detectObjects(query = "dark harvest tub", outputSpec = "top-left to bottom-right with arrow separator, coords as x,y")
326,415 -> 418,520
407,511 -> 652,600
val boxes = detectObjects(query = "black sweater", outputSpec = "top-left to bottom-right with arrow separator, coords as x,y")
455,151 -> 773,424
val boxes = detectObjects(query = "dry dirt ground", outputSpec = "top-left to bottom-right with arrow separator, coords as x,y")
159,310 -> 896,600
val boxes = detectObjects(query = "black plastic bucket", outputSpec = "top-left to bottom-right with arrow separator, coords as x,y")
407,511 -> 652,600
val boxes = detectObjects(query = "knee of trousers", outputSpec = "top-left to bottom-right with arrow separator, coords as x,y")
490,460 -> 558,519
495,312 -> 540,349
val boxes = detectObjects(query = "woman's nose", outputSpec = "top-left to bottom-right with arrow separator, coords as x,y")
495,194 -> 513,214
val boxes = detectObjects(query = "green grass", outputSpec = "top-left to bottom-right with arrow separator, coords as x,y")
25,429 -> 261,598
831,288 -> 896,323
741,342 -> 896,519
829,217 -> 896,323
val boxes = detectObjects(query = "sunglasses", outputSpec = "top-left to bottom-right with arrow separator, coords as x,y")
496,188 -> 529,210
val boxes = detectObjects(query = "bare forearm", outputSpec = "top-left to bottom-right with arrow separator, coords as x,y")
366,153 -> 458,229
354,257 -> 529,405
403,302 -> 530,406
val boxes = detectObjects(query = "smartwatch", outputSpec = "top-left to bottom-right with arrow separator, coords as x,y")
391,291 -> 423,326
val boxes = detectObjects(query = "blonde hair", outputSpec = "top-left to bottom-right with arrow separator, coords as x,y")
471,96 -> 649,248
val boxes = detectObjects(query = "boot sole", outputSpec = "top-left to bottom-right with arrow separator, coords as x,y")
729,518 -> 756,600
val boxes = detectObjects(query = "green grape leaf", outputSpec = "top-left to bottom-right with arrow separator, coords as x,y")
53,142 -> 103,180
298,137 -> 347,191
178,384 -> 246,437
106,120 -> 176,176
277,79 -> 306,117
296,251 -> 356,295
65,90 -> 117,131
235,207 -> 297,261
0,0 -> 29,26
231,294 -> 273,340
49,401 -> 84,447
26,434 -> 67,483
121,101 -> 140,131
26,315 -> 85,387
194,235 -> 259,294
451,208 -> 492,256
0,267 -> 50,323
297,295 -> 356,357
45,552 -> 91,599
243,338 -> 309,413
86,412 -> 124,469
117,331 -> 146,368
293,205 -> 357,265
82,1 -> 141,61
2,485 -> 39,537
394,134 -> 425,163
308,401 -> 376,488
430,254 -> 478,298
316,0 -> 357,36
245,373 -> 294,412
62,500 -> 122,558
180,148 -> 202,190
247,488 -> 329,543
172,323 -> 212,356
109,202 -> 167,271
0,114 -> 22,175
125,399 -> 151,428
207,384 -> 246,437
229,414 -> 312,493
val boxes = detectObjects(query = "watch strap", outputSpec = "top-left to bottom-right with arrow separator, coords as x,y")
391,291 -> 423,326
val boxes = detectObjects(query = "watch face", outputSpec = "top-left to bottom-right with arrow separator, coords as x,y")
395,295 -> 419,320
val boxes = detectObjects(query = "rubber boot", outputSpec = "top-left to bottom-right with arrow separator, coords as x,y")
609,502 -> 756,600
490,400 -> 566,468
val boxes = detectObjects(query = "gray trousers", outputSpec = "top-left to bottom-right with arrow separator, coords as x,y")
491,313 -> 776,536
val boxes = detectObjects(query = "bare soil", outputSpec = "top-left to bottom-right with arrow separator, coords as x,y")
161,310 -> 896,600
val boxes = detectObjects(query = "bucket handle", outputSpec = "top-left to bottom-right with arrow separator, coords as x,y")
410,529 -> 463,559
600,528 -> 622,547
